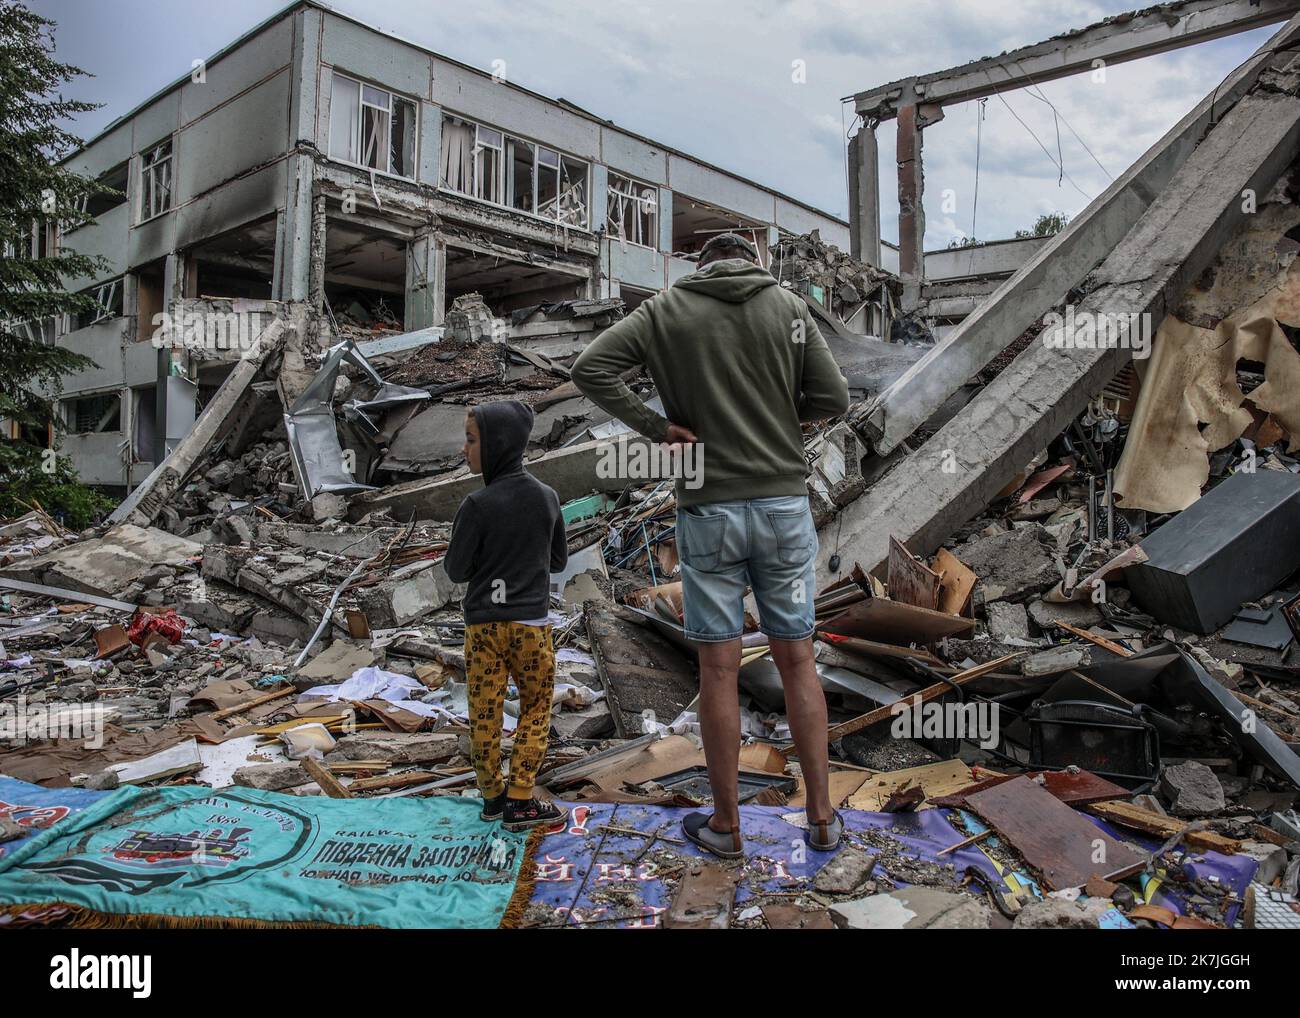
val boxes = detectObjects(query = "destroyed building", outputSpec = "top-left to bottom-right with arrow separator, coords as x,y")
39,0 -> 858,495
4,0 -> 1300,933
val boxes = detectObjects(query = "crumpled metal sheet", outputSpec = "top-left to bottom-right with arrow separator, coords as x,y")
283,340 -> 429,498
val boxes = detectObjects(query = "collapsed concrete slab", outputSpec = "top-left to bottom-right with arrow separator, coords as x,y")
851,12 -> 1300,457
0,524 -> 201,600
109,317 -> 288,528
349,434 -> 655,522
820,49 -> 1300,586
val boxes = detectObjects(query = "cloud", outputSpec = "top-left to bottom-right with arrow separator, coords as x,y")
31,0 -> 1279,248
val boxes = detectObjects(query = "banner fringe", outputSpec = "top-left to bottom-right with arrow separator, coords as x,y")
498,824 -> 546,929
0,902 -> 368,930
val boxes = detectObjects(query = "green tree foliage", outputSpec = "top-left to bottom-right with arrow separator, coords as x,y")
1014,212 -> 1070,239
0,1 -> 118,527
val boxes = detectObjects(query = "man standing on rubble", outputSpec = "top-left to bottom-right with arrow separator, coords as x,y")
571,233 -> 850,857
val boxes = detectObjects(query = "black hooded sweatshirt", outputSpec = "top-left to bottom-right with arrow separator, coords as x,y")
443,400 -> 568,625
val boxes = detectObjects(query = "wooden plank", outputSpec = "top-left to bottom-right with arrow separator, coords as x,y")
819,652 -> 1023,745
929,767 -> 1131,809
345,770 -> 437,792
847,758 -> 974,811
1086,799 -> 1243,854
301,756 -> 353,798
786,768 -> 869,809
933,546 -> 977,616
964,776 -> 1146,889
1051,619 -> 1134,657
887,535 -> 941,610
209,685 -> 295,721
937,829 -> 993,856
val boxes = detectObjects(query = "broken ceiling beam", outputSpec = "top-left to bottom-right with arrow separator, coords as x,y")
109,317 -> 286,528
821,49 -> 1300,587
852,10 -> 1300,457
349,433 -> 655,522
850,0 -> 1300,119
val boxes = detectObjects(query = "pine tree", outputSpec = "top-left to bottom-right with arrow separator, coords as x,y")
0,0 -> 116,526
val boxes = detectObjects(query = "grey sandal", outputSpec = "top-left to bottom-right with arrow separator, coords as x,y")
808,810 -> 844,852
682,812 -> 744,859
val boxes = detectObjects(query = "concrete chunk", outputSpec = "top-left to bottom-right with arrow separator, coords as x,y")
326,731 -> 459,765
1158,760 -> 1225,817
830,887 -> 991,929
234,762 -> 309,791
1013,897 -> 1113,929
987,601 -> 1031,641
812,846 -> 877,895
357,560 -> 463,628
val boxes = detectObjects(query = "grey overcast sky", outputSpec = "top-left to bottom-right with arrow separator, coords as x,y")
30,0 -> 1275,250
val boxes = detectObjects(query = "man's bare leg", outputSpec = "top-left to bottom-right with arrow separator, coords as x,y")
769,637 -> 833,825
695,637 -> 742,832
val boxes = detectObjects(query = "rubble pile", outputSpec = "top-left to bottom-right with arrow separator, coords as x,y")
3,210 -> 1300,930
770,229 -> 897,323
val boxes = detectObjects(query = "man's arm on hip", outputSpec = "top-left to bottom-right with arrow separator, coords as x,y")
570,302 -> 671,442
797,310 -> 851,422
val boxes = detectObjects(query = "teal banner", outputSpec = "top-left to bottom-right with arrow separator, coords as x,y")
0,781 -> 534,928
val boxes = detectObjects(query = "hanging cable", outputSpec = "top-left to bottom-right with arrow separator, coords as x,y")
967,97 -> 986,274
995,91 -> 1093,202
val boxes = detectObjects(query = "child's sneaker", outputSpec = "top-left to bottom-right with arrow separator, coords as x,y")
480,791 -> 508,822
503,797 -> 568,832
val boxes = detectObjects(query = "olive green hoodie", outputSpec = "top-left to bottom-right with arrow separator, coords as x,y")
570,258 -> 849,507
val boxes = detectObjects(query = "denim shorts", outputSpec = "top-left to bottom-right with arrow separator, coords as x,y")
675,494 -> 818,642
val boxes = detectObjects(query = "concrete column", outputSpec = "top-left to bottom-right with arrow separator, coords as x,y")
896,103 -> 925,309
154,252 -> 184,466
657,187 -> 674,254
590,164 -> 609,235
277,153 -> 315,301
309,195 -> 327,313
848,123 -> 881,267
405,229 -> 437,331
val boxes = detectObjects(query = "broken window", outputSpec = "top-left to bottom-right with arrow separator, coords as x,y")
474,126 -> 503,205
66,393 -> 121,434
7,219 -> 57,260
439,114 -> 588,228
535,146 -> 560,213
608,173 -> 658,248
69,162 -> 129,228
13,318 -> 56,346
390,94 -> 417,177
140,140 -> 172,221
328,72 -> 418,179
71,278 -> 123,331
556,155 -> 587,228
507,136 -> 535,213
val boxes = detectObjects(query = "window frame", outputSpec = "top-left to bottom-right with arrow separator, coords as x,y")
607,172 -> 659,250
138,139 -> 173,224
66,277 -> 124,332
438,112 -> 591,230
327,71 -> 419,181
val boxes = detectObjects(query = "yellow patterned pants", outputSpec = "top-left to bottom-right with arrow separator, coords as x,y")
465,621 -> 557,799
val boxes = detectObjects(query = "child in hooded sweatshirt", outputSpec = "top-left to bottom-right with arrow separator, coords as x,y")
443,400 -> 570,831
